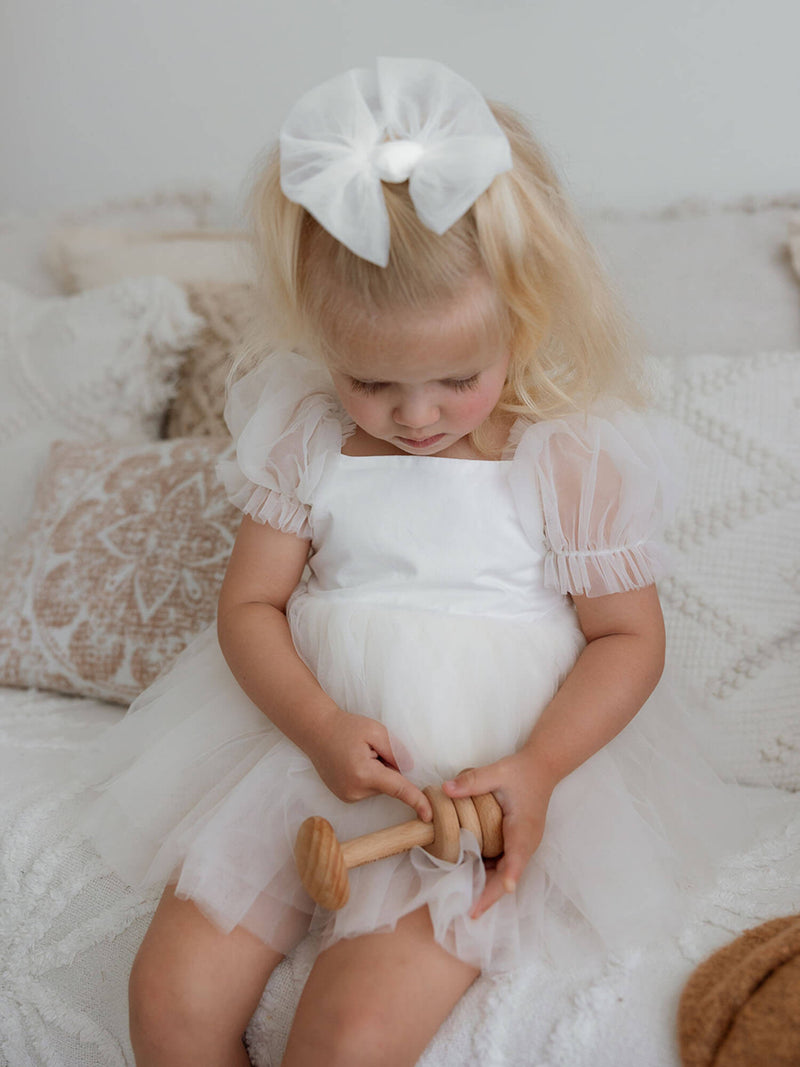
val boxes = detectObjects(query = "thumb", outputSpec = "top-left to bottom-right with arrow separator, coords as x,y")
442,765 -> 496,799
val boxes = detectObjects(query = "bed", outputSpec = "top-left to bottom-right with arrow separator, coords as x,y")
1,189 -> 799,1067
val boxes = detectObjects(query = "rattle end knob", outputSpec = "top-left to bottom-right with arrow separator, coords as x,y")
295,816 -> 349,910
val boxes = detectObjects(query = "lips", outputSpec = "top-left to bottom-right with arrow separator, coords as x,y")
396,434 -> 446,449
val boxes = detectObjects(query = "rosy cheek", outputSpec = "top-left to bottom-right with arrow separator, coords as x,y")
455,390 -> 496,422
344,396 -> 382,428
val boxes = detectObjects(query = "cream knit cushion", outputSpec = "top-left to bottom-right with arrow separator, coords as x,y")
0,278 -> 203,556
0,437 -> 238,704
656,350 -> 800,788
0,188 -> 220,298
46,226 -> 255,294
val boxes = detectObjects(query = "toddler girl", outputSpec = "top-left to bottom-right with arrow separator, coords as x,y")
79,58 -> 753,1067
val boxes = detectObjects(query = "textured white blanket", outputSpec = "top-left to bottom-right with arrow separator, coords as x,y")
248,795 -> 800,1066
2,688 -> 799,1067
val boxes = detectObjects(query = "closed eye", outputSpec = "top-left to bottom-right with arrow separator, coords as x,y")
349,375 -> 480,395
445,375 -> 480,391
349,379 -> 387,395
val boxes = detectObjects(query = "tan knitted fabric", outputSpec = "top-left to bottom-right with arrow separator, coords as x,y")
788,212 -> 800,283
164,283 -> 256,439
678,915 -> 800,1066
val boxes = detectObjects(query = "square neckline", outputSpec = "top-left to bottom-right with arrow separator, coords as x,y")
337,450 -> 514,465
336,414 -> 526,465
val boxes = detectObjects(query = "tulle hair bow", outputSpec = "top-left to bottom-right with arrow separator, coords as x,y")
279,57 -> 513,267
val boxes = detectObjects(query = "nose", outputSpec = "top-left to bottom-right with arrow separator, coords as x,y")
393,388 -> 439,431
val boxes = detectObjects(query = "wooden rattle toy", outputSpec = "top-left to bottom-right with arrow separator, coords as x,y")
294,783 -> 504,910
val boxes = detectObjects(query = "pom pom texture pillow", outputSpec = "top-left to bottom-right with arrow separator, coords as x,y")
0,277 -> 203,555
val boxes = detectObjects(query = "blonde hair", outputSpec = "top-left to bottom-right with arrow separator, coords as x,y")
238,100 -> 648,452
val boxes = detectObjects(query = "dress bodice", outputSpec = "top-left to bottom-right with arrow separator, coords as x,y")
305,453 -> 566,620
219,349 -> 676,603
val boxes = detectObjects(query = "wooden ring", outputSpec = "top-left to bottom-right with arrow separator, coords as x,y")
452,795 -> 483,852
472,793 -> 504,858
423,785 -> 461,863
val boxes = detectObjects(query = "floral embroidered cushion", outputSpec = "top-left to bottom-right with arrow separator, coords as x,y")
0,437 -> 238,704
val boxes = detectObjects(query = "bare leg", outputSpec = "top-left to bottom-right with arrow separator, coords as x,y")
282,906 -> 480,1067
129,885 -> 291,1067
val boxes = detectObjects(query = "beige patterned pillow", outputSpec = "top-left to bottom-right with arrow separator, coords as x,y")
0,437 -> 239,705
164,283 -> 255,438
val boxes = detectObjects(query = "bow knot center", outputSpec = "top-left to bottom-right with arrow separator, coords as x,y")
372,139 -> 425,183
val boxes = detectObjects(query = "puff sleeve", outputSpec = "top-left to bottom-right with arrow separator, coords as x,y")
217,350 -> 353,539
509,408 -> 680,598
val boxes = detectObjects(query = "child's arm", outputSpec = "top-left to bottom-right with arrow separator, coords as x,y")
217,516 -> 432,822
443,582 -> 665,918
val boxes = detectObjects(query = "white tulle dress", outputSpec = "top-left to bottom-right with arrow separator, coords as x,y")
77,350 -> 755,973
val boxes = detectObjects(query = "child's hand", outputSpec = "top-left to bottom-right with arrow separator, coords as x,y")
443,753 -> 552,919
308,710 -> 433,823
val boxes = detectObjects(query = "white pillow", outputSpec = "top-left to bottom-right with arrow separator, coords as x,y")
655,350 -> 800,787
0,277 -> 203,556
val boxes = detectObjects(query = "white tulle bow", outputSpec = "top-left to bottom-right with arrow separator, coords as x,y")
279,57 -> 513,267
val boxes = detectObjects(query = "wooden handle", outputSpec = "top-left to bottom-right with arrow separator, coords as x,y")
342,818 -> 434,868
295,783 -> 504,910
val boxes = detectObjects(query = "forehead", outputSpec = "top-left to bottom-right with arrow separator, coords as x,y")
326,281 -> 507,382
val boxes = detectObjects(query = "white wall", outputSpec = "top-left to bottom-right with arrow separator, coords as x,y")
1,0 -> 798,219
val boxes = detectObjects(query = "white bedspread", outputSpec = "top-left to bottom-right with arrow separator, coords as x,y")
1,686 -> 799,1067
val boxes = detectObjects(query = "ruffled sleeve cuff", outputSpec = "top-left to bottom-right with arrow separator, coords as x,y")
542,537 -> 671,599
509,407 -> 680,598
217,350 -> 354,539
219,466 -> 312,538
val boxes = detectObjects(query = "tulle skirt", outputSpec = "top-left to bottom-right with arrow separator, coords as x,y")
75,591 -> 758,973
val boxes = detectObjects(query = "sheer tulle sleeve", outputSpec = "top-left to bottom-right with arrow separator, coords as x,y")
217,350 -> 354,539
509,408 -> 680,597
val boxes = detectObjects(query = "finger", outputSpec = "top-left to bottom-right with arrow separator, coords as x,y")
372,762 -> 432,822
470,820 -> 534,919
470,867 -> 511,919
364,724 -> 400,771
495,820 -> 531,891
442,765 -> 497,799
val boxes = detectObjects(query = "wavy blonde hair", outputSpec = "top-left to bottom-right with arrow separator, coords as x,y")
238,101 -> 648,452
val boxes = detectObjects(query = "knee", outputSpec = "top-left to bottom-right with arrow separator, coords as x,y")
128,940 -> 206,1056
296,999 -> 397,1067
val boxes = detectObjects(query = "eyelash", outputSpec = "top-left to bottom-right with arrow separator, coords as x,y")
349,375 -> 480,395
349,379 -> 385,395
449,374 -> 480,392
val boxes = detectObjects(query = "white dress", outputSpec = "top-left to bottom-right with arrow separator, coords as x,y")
77,350 -> 755,973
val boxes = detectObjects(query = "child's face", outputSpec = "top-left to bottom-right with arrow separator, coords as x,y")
325,284 -> 510,456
